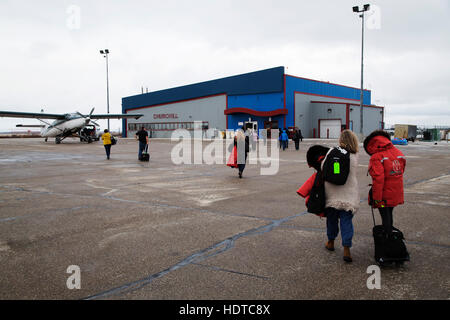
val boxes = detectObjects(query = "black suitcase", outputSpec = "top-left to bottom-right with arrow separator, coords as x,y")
371,208 -> 410,266
140,144 -> 150,162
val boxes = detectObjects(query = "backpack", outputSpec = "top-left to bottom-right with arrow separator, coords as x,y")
322,147 -> 350,185
111,136 -> 117,145
307,171 -> 326,215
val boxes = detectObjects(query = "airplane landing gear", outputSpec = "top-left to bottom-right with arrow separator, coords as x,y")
44,138 -> 48,142
55,137 -> 61,144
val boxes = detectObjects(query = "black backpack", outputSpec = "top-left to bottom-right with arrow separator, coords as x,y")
307,171 -> 326,215
323,147 -> 350,185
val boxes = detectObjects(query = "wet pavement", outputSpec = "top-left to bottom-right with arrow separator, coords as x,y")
0,137 -> 449,299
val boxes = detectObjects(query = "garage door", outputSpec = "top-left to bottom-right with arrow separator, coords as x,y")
320,119 -> 341,138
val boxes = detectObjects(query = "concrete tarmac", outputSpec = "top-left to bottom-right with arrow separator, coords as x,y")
0,137 -> 449,299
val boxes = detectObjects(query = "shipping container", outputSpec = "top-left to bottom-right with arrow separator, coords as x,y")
394,124 -> 417,141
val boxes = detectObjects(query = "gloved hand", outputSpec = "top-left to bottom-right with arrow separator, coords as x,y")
373,200 -> 385,208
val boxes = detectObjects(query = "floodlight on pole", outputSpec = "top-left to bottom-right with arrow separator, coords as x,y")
99,49 -> 110,131
353,4 -> 370,137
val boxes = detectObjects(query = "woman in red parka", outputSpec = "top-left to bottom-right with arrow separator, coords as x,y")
363,130 -> 406,234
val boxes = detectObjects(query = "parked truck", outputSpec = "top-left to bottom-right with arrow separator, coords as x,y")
394,124 -> 417,142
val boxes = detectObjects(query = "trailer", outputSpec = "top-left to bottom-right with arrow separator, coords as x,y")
394,124 -> 417,142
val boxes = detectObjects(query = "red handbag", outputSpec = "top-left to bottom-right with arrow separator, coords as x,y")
227,145 -> 238,168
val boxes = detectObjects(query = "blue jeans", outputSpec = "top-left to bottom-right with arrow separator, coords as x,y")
138,141 -> 147,159
325,208 -> 354,247
104,144 -> 111,159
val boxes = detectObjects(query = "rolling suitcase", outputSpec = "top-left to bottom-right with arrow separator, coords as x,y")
371,207 -> 410,266
140,144 -> 150,162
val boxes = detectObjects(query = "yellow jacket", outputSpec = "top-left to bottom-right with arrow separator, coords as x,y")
102,132 -> 112,145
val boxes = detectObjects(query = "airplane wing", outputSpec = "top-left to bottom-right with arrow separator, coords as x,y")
90,114 -> 143,120
0,111 -> 65,119
16,124 -> 46,128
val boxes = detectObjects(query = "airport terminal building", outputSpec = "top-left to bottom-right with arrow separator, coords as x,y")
122,66 -> 384,138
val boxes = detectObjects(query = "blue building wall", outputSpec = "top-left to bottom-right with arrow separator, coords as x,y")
226,92 -> 284,131
227,92 -> 284,111
122,67 -> 373,136
122,67 -> 285,111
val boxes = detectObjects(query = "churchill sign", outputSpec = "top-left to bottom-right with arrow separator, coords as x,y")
154,113 -> 179,119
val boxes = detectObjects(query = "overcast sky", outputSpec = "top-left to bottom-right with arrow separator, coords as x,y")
0,0 -> 449,132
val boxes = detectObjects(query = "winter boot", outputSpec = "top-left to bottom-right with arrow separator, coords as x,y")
325,240 -> 335,251
343,246 -> 352,263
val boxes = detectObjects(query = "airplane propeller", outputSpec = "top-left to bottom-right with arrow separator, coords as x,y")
76,108 -> 100,127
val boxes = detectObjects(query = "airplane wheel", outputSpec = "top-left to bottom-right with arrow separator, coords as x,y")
44,138 -> 48,142
55,137 -> 61,144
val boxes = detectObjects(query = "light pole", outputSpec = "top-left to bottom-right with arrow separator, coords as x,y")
99,49 -> 110,131
353,4 -> 370,137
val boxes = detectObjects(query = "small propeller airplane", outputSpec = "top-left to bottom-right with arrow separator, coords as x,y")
0,108 -> 143,144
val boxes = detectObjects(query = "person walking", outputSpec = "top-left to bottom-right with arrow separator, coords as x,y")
363,130 -> 406,235
278,128 -> 282,149
281,129 -> 289,151
235,128 -> 250,178
322,129 -> 360,263
251,129 -> 258,151
135,126 -> 149,160
101,129 -> 112,160
293,127 -> 301,151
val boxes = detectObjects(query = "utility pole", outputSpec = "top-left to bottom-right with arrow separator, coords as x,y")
99,49 -> 110,131
353,4 -> 370,137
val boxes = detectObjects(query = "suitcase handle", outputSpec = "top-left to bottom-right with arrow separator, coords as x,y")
371,206 -> 376,227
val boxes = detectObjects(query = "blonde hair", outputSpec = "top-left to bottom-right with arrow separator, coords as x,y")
235,129 -> 245,141
339,129 -> 359,153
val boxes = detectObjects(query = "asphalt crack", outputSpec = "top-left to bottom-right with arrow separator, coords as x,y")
82,211 -> 308,300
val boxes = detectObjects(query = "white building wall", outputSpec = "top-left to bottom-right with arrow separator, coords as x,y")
126,94 -> 227,138
294,93 -> 358,138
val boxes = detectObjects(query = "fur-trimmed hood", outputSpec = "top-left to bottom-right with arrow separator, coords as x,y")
306,145 -> 330,171
363,130 -> 392,155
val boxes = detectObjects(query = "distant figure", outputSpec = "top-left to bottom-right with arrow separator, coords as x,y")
236,128 -> 250,178
285,128 -> 289,149
280,129 -> 289,151
135,126 -> 149,160
251,130 -> 258,151
279,128 -> 282,149
292,127 -> 301,150
298,128 -> 303,142
227,128 -> 250,178
101,129 -> 112,160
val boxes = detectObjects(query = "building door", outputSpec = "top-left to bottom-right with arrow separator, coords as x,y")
244,121 -> 257,132
320,119 -> 341,138
264,120 -> 278,138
